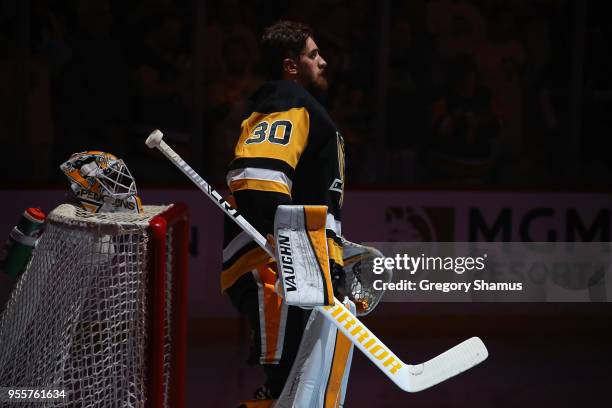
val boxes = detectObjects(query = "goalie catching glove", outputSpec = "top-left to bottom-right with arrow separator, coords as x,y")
341,238 -> 393,316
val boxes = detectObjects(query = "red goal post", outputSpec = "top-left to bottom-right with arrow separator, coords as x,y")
149,203 -> 189,408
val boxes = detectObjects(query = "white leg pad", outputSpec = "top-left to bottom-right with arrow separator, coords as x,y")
275,300 -> 355,408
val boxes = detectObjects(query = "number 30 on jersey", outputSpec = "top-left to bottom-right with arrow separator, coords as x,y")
245,120 -> 293,146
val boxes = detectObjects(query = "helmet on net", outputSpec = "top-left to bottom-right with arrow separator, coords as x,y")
60,151 -> 143,213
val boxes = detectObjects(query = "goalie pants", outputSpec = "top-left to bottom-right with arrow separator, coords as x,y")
227,265 -> 308,397
227,263 -> 353,405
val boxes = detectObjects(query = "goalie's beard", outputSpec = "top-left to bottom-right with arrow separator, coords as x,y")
301,74 -> 329,100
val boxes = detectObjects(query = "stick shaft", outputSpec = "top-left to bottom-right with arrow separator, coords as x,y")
155,139 -> 273,256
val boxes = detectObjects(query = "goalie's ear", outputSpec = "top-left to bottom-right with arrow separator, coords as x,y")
282,58 -> 298,76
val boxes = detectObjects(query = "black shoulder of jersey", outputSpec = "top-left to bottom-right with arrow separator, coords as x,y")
249,80 -> 319,114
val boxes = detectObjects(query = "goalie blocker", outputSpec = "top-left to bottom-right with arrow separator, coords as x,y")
274,205 -> 335,307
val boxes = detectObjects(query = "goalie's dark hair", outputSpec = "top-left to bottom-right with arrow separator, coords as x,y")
261,20 -> 313,79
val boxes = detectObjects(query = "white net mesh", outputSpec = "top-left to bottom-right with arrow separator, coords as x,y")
0,204 -> 173,407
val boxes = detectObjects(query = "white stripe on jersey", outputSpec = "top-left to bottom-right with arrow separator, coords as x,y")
227,168 -> 293,191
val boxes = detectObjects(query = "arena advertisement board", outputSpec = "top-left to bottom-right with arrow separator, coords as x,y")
1,189 -> 610,317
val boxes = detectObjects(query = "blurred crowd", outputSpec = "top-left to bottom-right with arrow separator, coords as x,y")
0,0 -> 609,188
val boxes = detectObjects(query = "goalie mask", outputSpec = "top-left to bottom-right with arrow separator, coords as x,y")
60,151 -> 143,214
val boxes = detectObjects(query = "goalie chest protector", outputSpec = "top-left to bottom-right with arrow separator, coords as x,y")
222,80 -> 345,291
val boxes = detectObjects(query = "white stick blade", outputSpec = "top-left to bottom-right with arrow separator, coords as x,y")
146,129 -> 164,148
406,337 -> 488,392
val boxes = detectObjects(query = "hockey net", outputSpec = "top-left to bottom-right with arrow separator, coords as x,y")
0,203 -> 189,407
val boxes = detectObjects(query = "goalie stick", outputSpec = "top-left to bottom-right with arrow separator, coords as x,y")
145,129 -> 488,393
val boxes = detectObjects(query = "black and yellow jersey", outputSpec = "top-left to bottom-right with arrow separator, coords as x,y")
221,80 -> 345,291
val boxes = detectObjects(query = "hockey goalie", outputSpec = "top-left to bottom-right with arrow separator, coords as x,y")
215,20 -> 393,407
